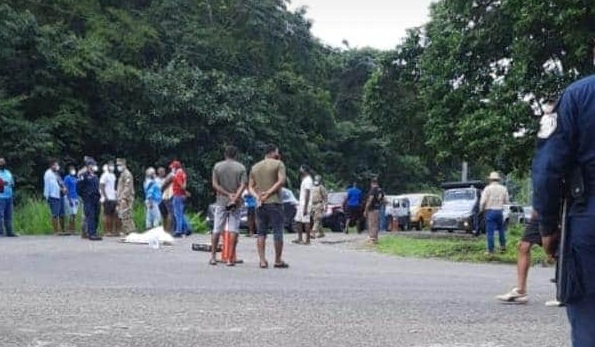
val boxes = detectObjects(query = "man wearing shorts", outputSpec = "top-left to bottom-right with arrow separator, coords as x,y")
249,144 -> 288,269
496,213 -> 560,305
43,159 -> 66,235
210,146 -> 247,266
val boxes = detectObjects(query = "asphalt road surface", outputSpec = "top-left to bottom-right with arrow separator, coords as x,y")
0,233 -> 570,347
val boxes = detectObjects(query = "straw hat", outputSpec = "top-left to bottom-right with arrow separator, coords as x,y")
488,171 -> 501,181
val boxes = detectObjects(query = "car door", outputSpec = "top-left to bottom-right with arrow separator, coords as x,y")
421,196 -> 433,223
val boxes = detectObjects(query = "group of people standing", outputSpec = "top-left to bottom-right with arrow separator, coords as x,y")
37,156 -> 193,241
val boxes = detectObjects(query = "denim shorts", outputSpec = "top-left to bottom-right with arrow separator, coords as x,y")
213,205 -> 241,234
256,204 -> 284,241
48,197 -> 65,218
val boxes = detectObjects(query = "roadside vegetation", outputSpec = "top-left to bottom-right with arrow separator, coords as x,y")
13,198 -> 208,236
377,225 -> 547,265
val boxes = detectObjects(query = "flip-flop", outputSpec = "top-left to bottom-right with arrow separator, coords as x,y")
259,261 -> 269,269
273,261 -> 289,269
291,240 -> 303,244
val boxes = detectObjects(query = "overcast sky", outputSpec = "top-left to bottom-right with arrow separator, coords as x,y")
288,0 -> 436,50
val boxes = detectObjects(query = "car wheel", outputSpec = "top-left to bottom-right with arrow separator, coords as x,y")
332,214 -> 346,232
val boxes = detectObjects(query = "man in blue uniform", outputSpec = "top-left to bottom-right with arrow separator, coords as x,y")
77,158 -> 102,241
532,75 -> 595,346
344,182 -> 363,234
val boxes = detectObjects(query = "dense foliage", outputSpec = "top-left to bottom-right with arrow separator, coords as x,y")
0,0 -> 593,207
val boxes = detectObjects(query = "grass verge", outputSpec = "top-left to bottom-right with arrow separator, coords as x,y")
377,225 -> 547,264
13,198 -> 208,235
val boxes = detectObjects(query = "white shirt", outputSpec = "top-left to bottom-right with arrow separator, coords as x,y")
480,182 -> 510,211
99,172 -> 117,201
295,175 -> 313,223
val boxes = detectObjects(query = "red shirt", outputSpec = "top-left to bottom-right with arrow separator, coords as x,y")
172,169 -> 187,196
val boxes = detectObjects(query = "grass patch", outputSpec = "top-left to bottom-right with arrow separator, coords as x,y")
13,198 -> 208,235
377,225 -> 547,264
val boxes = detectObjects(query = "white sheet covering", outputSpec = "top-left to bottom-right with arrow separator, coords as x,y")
121,226 -> 175,245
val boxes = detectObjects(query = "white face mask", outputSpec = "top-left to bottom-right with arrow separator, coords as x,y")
102,165 -> 108,173
70,170 -> 76,176
117,165 -> 124,172
91,165 -> 99,172
55,165 -> 60,172
108,166 -> 115,173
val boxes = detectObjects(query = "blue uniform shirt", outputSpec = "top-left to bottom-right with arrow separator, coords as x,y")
64,175 -> 78,200
144,179 -> 162,203
244,193 -> 256,208
532,75 -> 595,234
0,169 -> 14,199
346,187 -> 362,207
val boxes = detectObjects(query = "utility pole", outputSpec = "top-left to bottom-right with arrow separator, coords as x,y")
461,161 -> 468,182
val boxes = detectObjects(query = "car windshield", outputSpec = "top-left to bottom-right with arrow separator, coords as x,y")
403,196 -> 421,206
444,189 -> 475,202
328,192 -> 346,205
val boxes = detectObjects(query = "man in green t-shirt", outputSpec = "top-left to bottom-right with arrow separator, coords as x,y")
249,144 -> 288,269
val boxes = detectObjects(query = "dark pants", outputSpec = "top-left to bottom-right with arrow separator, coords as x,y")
83,199 -> 100,237
566,212 -> 595,346
256,204 -> 284,242
0,197 -> 14,235
485,209 -> 505,252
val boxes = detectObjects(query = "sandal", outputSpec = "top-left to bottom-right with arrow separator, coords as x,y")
274,261 -> 289,269
259,261 -> 269,269
291,239 -> 303,244
209,259 -> 217,266
226,262 -> 235,267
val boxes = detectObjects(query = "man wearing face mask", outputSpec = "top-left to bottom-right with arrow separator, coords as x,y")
43,159 -> 67,235
100,161 -> 118,236
63,165 -> 80,234
144,167 -> 162,229
76,158 -> 102,241
116,158 -> 136,234
0,157 -> 16,237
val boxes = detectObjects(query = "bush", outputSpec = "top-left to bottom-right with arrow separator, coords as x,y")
12,198 -> 208,235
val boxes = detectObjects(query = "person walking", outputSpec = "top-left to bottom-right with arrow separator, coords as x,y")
99,161 -> 118,236
43,159 -> 66,235
479,171 -> 510,255
63,165 -> 80,234
344,182 -> 363,234
249,144 -> 288,269
144,167 -> 162,229
364,177 -> 384,244
116,158 -> 136,235
77,158 -> 102,241
532,75 -> 595,346
210,146 -> 247,266
310,174 -> 328,239
0,157 -> 16,237
293,165 -> 314,245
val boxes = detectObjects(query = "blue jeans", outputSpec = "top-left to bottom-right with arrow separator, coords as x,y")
145,201 -> 162,229
485,209 -> 505,252
0,197 -> 14,235
173,196 -> 189,235
83,200 -> 100,237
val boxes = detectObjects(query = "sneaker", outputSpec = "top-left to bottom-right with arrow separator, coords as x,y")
545,299 -> 564,307
496,288 -> 529,304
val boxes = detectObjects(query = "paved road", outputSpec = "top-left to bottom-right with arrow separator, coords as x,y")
0,233 -> 569,347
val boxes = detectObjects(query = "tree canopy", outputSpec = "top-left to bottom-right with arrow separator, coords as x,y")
0,0 -> 593,205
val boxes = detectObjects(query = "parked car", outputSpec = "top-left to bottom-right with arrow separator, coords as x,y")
397,193 -> 442,230
503,204 -> 524,228
389,196 -> 411,231
430,181 -> 485,234
523,206 -> 533,224
281,188 -> 298,233
321,192 -> 347,232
